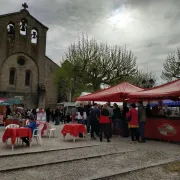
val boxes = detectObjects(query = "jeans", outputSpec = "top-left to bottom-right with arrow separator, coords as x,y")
113,119 -> 121,135
130,128 -> 139,141
46,115 -> 50,123
78,119 -> 85,138
139,122 -> 146,141
78,119 -> 87,126
100,123 -> 110,142
91,124 -> 96,138
54,116 -> 60,125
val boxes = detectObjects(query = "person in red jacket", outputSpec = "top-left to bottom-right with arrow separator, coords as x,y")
99,104 -> 111,142
126,103 -> 139,142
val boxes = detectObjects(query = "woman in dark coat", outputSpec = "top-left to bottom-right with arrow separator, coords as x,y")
99,104 -> 111,142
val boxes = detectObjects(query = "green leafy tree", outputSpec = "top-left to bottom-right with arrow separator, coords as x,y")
161,48 -> 180,81
64,34 -> 137,91
55,60 -> 93,102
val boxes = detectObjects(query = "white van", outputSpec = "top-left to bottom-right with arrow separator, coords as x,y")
57,102 -> 76,115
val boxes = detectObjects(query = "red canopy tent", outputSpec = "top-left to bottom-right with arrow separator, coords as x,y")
128,79 -> 180,101
76,82 -> 143,102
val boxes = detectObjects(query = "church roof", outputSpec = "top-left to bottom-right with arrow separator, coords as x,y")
0,9 -> 48,30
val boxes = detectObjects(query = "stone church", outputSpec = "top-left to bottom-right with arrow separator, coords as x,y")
0,3 -> 59,109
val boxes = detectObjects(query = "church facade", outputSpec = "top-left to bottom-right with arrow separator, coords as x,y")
0,3 -> 59,108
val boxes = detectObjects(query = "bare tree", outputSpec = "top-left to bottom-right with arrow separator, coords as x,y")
64,34 -> 137,90
161,48 -> 180,81
127,70 -> 156,88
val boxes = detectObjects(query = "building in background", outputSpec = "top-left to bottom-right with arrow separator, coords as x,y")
0,3 -> 59,108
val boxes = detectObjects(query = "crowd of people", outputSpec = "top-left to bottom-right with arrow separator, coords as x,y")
74,101 -> 147,143
2,101 -> 147,144
3,105 -> 70,125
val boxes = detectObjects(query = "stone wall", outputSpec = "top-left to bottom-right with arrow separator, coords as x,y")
0,53 -> 39,108
0,53 -> 38,93
45,57 -> 59,108
0,9 -> 59,109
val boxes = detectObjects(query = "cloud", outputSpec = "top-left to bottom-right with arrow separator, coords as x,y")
1,0 -> 180,84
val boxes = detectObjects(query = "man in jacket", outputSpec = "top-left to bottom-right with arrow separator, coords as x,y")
89,103 -> 100,139
106,102 -> 113,138
112,103 -> 121,136
22,118 -> 37,146
138,101 -> 146,143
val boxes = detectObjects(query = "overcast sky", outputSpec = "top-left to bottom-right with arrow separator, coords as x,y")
1,0 -> 180,83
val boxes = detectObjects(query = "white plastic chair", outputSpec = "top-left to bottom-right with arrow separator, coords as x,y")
5,124 -> 20,148
47,123 -> 57,138
33,124 -> 44,145
5,124 -> 19,129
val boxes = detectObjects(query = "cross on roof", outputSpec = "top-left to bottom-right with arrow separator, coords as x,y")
22,2 -> 28,10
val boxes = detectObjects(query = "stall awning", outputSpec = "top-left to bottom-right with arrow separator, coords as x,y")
76,82 -> 143,102
0,98 -> 7,103
128,79 -> 180,100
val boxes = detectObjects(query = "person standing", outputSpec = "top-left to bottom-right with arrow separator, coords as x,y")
46,107 -> 51,123
138,101 -> 146,143
106,102 -> 113,138
77,103 -> 85,124
89,103 -> 100,140
99,104 -> 111,142
54,106 -> 61,125
126,104 -> 139,142
32,108 -> 37,120
112,103 -> 121,136
52,108 -> 56,123
77,103 -> 85,138
6,105 -> 11,118
71,106 -> 77,123
122,102 -> 129,137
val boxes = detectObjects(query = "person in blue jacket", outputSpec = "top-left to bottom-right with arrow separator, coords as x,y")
22,117 -> 37,146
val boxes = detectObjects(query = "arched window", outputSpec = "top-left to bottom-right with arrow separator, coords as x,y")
25,70 -> 31,86
20,19 -> 27,35
7,22 -> 15,36
9,68 -> 16,85
31,28 -> 38,44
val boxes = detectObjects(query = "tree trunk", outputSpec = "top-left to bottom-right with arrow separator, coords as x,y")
92,82 -> 101,91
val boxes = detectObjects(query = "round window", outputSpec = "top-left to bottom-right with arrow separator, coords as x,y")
17,58 -> 25,66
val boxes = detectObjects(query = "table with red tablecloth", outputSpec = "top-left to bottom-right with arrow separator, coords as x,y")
37,121 -> 48,135
61,124 -> 87,138
145,117 -> 180,142
2,128 -> 32,145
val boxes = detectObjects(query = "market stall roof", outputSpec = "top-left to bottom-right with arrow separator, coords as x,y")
0,98 -> 7,103
150,100 -> 180,107
76,82 -> 143,102
2,98 -> 23,105
128,79 -> 180,100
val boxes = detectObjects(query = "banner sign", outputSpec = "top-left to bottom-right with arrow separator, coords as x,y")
37,112 -> 46,121
145,118 -> 180,142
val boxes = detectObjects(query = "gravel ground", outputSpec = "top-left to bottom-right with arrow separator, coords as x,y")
105,165 -> 180,180
1,126 -> 180,180
0,144 -> 135,170
0,149 -> 179,180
